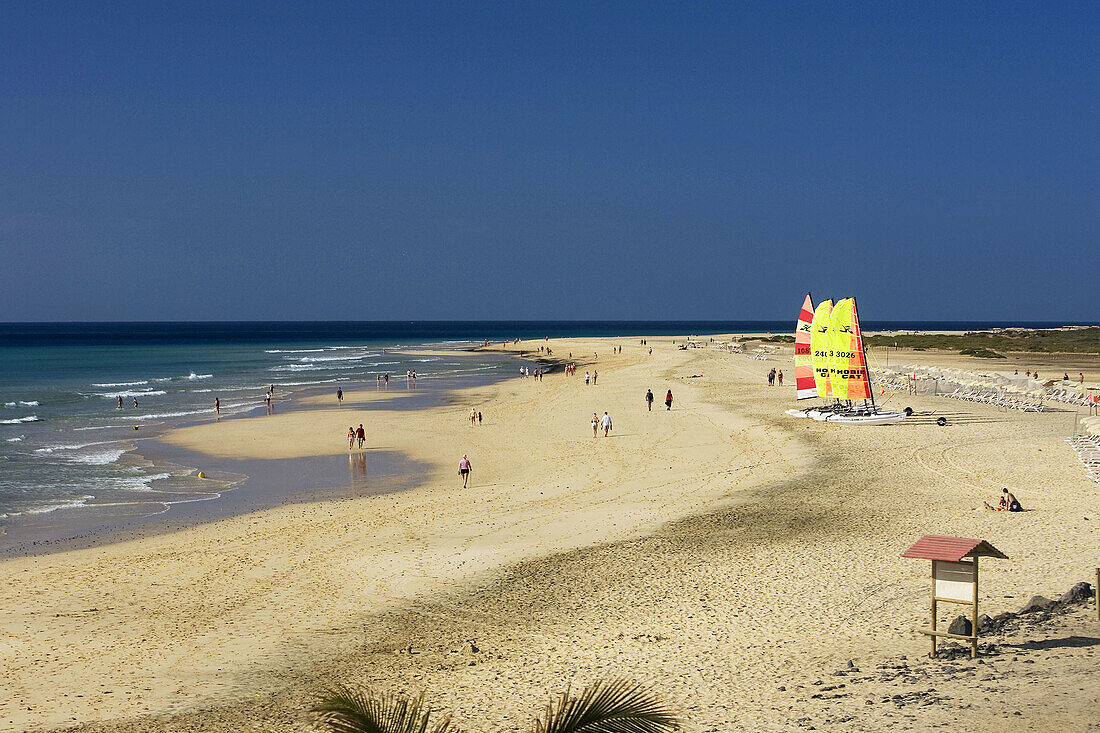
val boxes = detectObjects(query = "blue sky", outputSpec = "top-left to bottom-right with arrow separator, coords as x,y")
1,1 -> 1096,321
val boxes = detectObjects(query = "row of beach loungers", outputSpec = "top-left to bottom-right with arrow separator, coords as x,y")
942,386 -> 1045,412
1066,433 -> 1100,484
874,365 -> 1099,413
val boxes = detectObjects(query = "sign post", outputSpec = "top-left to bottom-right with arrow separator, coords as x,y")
903,536 -> 1007,659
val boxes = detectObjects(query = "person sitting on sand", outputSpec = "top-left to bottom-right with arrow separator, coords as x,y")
984,488 -> 1023,512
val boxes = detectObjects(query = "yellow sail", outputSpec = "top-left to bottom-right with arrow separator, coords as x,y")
810,299 -> 833,398
828,299 -> 853,399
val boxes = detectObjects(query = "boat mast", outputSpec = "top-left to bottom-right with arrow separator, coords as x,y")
853,296 -> 877,410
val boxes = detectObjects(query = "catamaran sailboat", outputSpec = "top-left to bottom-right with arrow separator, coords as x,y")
786,293 -> 906,424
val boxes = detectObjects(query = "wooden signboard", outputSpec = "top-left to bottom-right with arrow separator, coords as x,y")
903,535 -> 1007,659
933,560 -> 977,603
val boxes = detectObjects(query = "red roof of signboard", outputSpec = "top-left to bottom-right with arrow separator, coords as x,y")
901,535 -> 1008,562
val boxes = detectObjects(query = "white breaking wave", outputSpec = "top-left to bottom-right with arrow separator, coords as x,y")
3,402 -> 13,408
297,354 -> 370,363
35,444 -> 92,454
134,408 -> 213,420
276,378 -> 350,386
264,348 -> 325,353
19,401 -> 39,406
92,389 -> 167,398
5,436 -> 24,442
92,381 -> 149,388
34,444 -> 126,465
269,363 -> 362,372
189,386 -> 256,393
69,449 -> 127,465
186,373 -> 213,380
1,415 -> 39,424
0,495 -> 95,518
114,472 -> 171,490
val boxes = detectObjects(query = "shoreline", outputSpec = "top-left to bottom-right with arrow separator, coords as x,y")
0,356 -> 534,559
3,336 -> 1098,731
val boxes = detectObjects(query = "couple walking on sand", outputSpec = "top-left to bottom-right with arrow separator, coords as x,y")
591,411 -> 613,437
347,424 -> 365,449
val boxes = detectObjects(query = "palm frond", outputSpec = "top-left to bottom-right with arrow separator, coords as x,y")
534,679 -> 680,733
312,686 -> 455,733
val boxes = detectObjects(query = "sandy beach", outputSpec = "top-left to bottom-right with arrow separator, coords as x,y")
2,336 -> 1099,732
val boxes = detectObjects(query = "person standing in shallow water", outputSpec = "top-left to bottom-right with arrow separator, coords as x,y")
458,454 -> 472,488
337,388 -> 343,405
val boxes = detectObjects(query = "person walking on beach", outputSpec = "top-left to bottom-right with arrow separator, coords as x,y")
777,370 -> 783,387
348,427 -> 355,450
592,370 -> 598,385
477,411 -> 482,425
459,454 -> 472,488
665,389 -> 673,410
591,412 -> 599,437
337,388 -> 343,405
585,372 -> 590,386
470,408 -> 477,425
356,424 -> 365,449
646,389 -> 654,411
215,397 -> 220,414
601,411 -> 613,437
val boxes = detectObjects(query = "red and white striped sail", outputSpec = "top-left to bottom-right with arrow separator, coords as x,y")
794,293 -> 817,399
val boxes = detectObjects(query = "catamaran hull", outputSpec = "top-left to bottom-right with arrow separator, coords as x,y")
816,410 -> 907,425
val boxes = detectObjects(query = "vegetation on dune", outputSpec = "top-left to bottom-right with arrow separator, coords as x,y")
740,334 -> 795,343
864,327 -> 1099,355
958,348 -> 1007,359
312,679 -> 680,733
